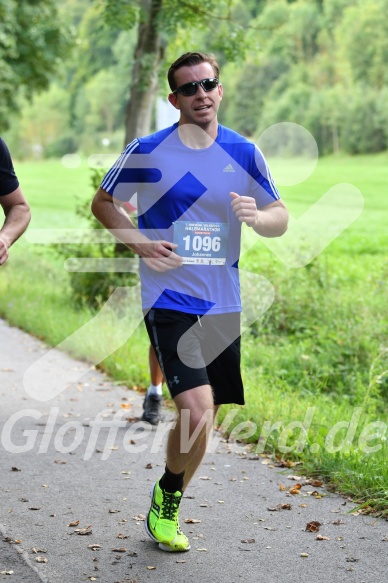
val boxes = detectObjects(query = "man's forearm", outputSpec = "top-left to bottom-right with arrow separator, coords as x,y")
91,195 -> 152,255
0,202 -> 31,247
91,193 -> 181,271
252,203 -> 288,238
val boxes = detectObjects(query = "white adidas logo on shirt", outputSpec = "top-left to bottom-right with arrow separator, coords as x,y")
223,163 -> 235,172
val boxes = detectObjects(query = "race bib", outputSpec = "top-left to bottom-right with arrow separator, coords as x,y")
173,221 -> 229,265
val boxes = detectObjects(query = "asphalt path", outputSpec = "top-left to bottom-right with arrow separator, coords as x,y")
1,318 -> 388,583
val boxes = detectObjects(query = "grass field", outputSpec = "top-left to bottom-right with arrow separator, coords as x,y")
1,153 -> 387,515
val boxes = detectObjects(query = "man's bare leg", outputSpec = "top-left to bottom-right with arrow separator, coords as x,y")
149,345 -> 163,386
142,346 -> 164,425
165,384 -> 218,491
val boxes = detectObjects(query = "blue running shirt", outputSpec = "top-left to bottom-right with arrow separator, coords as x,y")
101,123 -> 280,315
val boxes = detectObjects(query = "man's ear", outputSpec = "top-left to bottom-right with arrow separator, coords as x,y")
168,93 -> 180,110
218,83 -> 223,100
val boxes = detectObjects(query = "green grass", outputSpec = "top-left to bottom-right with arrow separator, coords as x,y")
15,157 -> 91,228
1,153 -> 388,516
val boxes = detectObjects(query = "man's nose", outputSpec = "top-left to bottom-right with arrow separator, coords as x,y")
196,84 -> 207,97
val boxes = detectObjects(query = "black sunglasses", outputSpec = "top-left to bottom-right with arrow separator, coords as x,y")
173,77 -> 219,96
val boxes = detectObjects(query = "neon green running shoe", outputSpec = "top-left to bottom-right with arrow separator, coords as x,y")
158,523 -> 191,552
145,480 -> 182,545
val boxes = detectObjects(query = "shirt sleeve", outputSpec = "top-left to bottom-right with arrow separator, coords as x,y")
100,138 -> 140,198
249,144 -> 280,207
0,138 -> 20,196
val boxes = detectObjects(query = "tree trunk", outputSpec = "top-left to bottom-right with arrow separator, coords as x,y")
124,0 -> 164,144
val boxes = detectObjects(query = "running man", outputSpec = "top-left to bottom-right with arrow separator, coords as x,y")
92,52 -> 288,552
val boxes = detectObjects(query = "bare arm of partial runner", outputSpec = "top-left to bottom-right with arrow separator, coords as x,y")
91,186 -> 182,272
0,187 -> 31,266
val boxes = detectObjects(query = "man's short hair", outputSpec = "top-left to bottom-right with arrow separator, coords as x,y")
168,52 -> 220,91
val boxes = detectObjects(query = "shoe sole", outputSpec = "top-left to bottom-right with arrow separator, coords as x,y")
158,540 -> 191,552
140,414 -> 161,426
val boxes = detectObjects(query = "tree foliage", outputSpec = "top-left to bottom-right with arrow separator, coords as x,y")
102,0 -> 267,141
221,0 -> 388,154
0,0 -> 70,130
4,0 -> 388,156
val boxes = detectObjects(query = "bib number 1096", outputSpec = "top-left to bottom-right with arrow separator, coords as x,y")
182,235 -> 221,253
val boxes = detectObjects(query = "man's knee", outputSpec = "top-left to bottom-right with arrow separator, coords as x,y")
182,407 -> 213,433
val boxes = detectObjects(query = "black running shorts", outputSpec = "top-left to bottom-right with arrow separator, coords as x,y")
144,308 -> 244,406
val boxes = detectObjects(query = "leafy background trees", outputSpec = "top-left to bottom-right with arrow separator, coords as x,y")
0,0 -> 70,131
2,0 -> 388,157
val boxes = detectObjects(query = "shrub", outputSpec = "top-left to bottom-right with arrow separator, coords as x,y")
53,167 -> 137,309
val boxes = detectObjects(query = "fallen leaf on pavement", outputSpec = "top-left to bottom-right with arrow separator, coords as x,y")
75,526 -> 93,535
241,539 -> 255,544
88,544 -> 102,551
311,491 -> 322,498
147,566 -> 156,570
2,537 -> 19,544
11,467 -> 21,472
316,535 -> 330,540
184,518 -> 201,524
132,514 -> 145,521
306,521 -> 321,532
145,463 -> 152,469
109,509 -> 120,513
300,553 -> 309,558
0,571 -> 14,575
68,520 -> 80,527
275,457 -> 298,468
290,484 -> 302,495
35,557 -> 48,563
111,547 -> 127,552
267,503 -> 292,511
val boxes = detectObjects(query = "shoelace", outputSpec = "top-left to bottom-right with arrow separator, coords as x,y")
161,491 -> 181,521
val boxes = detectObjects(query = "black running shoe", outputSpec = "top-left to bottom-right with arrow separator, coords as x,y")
141,393 -> 163,425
